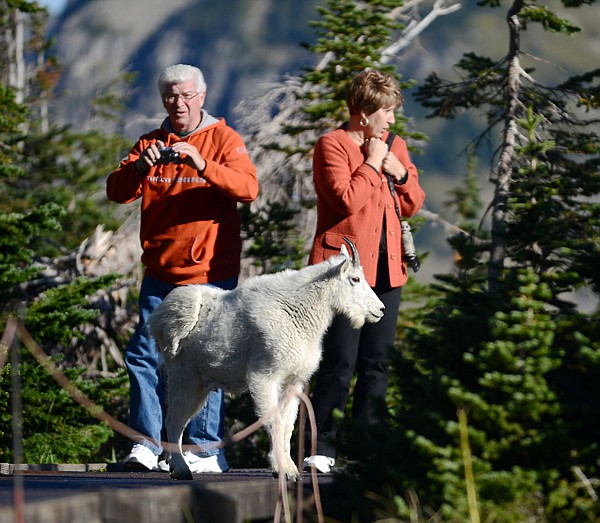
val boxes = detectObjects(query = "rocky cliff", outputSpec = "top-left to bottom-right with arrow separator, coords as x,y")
49,0 -> 320,139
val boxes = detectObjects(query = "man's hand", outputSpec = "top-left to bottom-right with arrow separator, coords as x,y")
135,140 -> 166,173
170,142 -> 207,173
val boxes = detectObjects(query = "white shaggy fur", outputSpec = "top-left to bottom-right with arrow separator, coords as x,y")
148,242 -> 385,480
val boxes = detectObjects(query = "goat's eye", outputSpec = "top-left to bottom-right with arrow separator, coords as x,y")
351,277 -> 360,284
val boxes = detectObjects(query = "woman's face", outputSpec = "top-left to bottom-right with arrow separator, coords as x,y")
363,106 -> 396,139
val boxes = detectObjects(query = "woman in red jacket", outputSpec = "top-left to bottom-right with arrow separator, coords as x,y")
304,70 -> 425,473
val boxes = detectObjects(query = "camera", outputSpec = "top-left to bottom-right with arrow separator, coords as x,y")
157,146 -> 182,164
401,221 -> 420,272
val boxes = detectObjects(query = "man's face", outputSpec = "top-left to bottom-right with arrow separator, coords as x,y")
162,79 -> 206,133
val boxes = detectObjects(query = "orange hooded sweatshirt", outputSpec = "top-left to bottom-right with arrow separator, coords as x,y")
107,113 -> 258,285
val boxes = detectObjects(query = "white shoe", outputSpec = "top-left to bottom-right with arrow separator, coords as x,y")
122,443 -> 159,471
303,455 -> 335,473
158,451 -> 230,473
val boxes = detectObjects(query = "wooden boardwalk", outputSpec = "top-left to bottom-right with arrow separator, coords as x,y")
0,464 -> 337,523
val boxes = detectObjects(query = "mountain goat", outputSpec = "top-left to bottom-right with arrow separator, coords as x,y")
148,238 -> 385,480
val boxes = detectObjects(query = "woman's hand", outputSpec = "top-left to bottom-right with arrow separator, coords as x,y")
382,151 -> 407,182
364,137 -> 388,171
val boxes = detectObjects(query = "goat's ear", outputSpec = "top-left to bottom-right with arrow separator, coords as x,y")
336,257 -> 351,278
340,243 -> 350,258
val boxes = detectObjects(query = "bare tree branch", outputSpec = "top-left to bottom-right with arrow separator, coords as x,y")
418,208 -> 489,247
383,0 -> 462,61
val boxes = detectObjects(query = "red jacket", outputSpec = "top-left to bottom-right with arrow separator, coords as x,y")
107,115 -> 258,285
309,128 -> 425,288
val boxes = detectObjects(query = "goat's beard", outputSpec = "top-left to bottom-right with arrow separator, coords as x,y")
347,314 -> 368,329
348,309 -> 384,329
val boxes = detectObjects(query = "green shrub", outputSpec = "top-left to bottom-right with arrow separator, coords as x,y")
0,350 -> 129,464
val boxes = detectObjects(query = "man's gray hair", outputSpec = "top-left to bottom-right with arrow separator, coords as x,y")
158,64 -> 206,95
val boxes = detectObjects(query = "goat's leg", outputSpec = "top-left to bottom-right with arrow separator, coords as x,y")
282,385 -> 304,473
165,367 -> 211,480
279,385 -> 302,479
250,377 -> 299,481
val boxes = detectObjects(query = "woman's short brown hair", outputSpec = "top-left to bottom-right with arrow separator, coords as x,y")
346,70 -> 403,116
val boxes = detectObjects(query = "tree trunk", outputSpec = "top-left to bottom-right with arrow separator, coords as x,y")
488,0 -> 524,289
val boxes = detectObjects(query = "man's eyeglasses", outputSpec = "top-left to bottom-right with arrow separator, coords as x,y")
162,92 -> 199,104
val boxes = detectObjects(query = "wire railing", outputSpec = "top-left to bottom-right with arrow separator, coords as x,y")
1,317 -> 325,523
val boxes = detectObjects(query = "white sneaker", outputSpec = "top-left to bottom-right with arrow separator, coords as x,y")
303,455 -> 335,473
158,451 -> 230,473
122,443 -> 159,471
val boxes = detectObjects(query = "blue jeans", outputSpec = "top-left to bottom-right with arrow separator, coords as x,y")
126,275 -> 238,457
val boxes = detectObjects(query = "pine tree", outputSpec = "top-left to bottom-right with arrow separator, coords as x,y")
1,1 -> 133,464
300,0 -> 409,128
341,0 -> 600,520
235,0 -> 454,236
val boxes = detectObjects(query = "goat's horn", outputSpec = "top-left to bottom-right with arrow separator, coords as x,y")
342,236 -> 360,265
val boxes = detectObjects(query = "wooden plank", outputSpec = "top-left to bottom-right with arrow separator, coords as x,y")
0,493 -> 102,523
0,478 -> 280,523
193,481 -> 280,522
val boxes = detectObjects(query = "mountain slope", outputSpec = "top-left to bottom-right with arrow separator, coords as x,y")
49,0 -> 320,139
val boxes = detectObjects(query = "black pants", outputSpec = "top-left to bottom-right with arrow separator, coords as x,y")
306,257 -> 402,458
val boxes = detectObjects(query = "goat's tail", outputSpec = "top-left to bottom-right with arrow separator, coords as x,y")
148,285 -> 206,358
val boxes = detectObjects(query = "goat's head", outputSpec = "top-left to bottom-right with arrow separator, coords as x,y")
331,237 -> 385,328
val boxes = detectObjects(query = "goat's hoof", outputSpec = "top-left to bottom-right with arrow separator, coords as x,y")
272,470 -> 299,482
170,469 -> 193,481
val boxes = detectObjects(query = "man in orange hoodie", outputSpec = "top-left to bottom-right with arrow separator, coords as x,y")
107,64 -> 258,473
